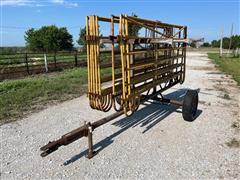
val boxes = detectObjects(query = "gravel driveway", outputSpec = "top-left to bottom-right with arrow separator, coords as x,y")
1,52 -> 239,179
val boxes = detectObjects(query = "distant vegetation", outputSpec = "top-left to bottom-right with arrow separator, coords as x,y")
0,47 -> 27,55
202,35 -> 240,49
211,35 -> 240,49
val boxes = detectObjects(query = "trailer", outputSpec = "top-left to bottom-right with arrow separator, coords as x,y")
40,15 -> 198,159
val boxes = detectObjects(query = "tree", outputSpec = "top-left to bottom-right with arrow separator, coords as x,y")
24,25 -> 73,52
128,13 -> 142,37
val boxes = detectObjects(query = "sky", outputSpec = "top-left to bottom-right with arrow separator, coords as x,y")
0,0 -> 239,47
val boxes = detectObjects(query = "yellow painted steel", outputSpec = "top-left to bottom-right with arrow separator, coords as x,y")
86,14 -> 187,116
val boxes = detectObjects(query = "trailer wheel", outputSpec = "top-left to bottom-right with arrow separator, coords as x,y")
182,90 -> 198,121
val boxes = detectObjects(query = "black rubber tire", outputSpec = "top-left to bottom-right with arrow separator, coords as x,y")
182,90 -> 199,121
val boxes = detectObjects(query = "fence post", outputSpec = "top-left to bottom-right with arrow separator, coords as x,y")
75,51 -> 78,67
25,53 -> 30,74
54,52 -> 57,69
235,48 -> 239,57
44,53 -> 48,72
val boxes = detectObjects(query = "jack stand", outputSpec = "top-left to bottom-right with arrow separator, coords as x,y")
86,123 -> 96,159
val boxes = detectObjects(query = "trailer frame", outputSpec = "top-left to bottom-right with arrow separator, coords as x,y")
40,15 -> 199,159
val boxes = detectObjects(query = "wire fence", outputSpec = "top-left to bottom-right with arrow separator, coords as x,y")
0,51 -> 88,80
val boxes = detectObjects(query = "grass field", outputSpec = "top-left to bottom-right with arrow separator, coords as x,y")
0,66 -> 115,124
208,53 -> 240,85
0,68 -> 88,124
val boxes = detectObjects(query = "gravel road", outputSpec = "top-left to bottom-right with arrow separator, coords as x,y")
1,52 -> 240,179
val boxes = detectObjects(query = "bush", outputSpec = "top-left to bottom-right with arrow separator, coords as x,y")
25,25 -> 73,52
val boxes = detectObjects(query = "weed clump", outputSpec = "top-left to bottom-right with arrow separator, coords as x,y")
226,138 -> 240,148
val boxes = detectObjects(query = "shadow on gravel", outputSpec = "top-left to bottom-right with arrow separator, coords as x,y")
63,88 -> 202,165
112,88 -> 202,133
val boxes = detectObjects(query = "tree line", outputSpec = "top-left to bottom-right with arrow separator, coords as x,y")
201,35 -> 240,49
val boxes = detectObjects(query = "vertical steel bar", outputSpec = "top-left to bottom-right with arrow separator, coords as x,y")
181,26 -> 187,83
86,16 -> 90,97
111,16 -> 116,95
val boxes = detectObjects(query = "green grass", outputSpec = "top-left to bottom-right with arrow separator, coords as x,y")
0,68 -> 88,124
208,53 -> 240,85
0,66 -> 114,125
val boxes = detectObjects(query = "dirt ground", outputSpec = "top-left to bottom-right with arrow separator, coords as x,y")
1,52 -> 240,179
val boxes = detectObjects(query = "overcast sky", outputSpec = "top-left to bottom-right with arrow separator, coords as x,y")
1,0 -> 239,47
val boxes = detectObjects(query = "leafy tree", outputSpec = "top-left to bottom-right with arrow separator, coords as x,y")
24,25 -> 73,52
